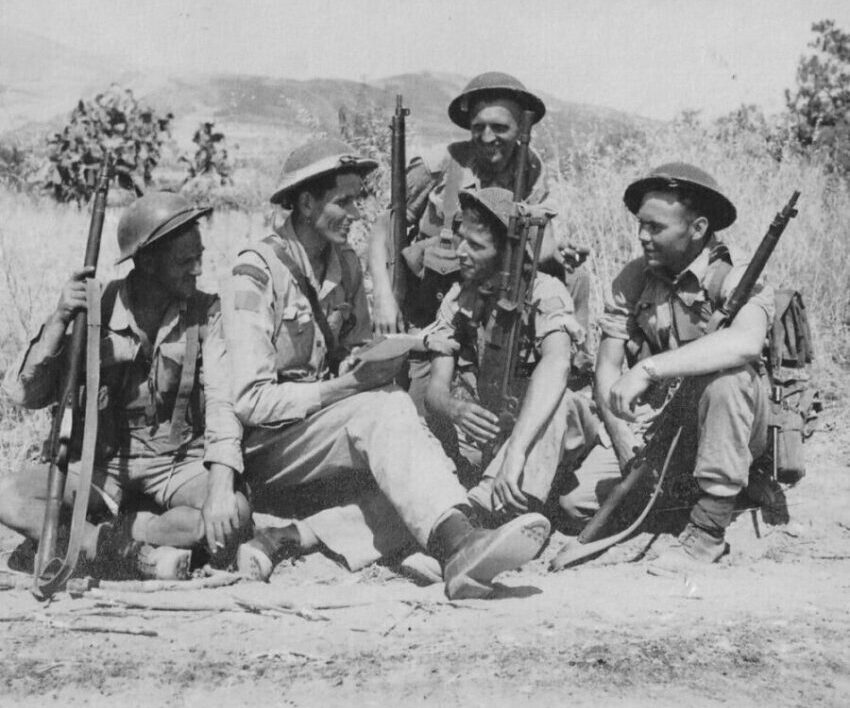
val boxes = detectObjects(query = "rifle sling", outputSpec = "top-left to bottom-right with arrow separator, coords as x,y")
167,306 -> 200,449
261,235 -> 342,366
46,279 -> 102,592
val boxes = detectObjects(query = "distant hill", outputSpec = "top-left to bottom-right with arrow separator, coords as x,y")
0,28 -> 652,174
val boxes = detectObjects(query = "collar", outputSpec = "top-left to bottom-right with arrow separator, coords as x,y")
276,217 -> 343,300
112,271 -> 189,353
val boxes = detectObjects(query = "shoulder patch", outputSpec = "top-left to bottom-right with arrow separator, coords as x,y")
232,263 -> 269,287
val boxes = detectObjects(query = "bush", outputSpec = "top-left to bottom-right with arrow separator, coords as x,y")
41,85 -> 173,203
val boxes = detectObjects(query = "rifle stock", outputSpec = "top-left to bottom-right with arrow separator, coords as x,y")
33,158 -> 111,597
551,190 -> 801,569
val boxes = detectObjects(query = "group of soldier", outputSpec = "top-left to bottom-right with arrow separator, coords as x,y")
0,72 -> 774,599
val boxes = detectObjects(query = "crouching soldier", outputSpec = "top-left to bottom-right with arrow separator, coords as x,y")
595,163 -> 774,571
223,138 -> 550,599
423,187 -> 609,523
0,192 -> 252,579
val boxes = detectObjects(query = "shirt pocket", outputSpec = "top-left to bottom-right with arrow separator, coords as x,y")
276,304 -> 316,368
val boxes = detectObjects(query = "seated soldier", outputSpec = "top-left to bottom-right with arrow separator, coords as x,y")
222,138 -> 551,600
423,187 -> 610,523
594,163 -> 774,571
0,192 -> 251,579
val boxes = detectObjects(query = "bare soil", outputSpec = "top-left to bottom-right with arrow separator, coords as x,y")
1,427 -> 848,708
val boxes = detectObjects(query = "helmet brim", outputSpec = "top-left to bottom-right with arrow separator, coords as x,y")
448,88 -> 546,129
115,205 -> 212,264
623,177 -> 737,231
270,154 -> 378,208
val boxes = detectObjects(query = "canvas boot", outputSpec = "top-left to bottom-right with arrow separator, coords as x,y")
429,508 -> 550,600
648,493 -> 735,576
237,526 -> 301,582
399,552 -> 443,585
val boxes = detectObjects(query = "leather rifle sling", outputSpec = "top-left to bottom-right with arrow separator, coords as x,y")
168,298 -> 201,450
262,235 -> 341,362
52,279 -> 103,589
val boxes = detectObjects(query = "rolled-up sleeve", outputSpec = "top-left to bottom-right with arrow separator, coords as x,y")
599,258 -> 645,341
222,251 -> 323,428
531,274 -> 585,348
201,303 -> 244,473
2,326 -> 66,409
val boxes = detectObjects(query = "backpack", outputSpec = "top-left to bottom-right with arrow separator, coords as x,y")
706,267 -> 821,485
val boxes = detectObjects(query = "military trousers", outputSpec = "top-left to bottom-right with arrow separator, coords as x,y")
242,386 -> 468,563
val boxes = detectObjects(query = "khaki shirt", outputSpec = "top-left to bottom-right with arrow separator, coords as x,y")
430,273 -> 583,400
4,273 -> 243,471
223,218 -> 372,429
599,237 -> 775,354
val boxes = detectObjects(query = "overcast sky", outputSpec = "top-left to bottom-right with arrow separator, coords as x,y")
4,0 -> 850,120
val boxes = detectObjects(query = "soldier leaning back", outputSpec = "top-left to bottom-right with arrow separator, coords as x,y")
0,193 -> 252,579
221,138 -> 551,600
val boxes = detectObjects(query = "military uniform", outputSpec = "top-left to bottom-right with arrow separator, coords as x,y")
223,216 -> 470,567
424,272 -> 603,512
3,272 -> 241,512
597,237 -> 773,497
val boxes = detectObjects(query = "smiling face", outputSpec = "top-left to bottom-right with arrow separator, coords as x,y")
635,191 -> 708,275
469,98 -> 522,173
306,172 -> 364,247
456,207 -> 502,284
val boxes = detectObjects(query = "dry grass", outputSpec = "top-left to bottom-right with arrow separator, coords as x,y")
0,119 -> 847,476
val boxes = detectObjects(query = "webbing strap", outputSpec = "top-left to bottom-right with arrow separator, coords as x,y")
261,235 -> 340,361
61,279 -> 103,582
168,301 -> 200,449
439,158 -> 464,246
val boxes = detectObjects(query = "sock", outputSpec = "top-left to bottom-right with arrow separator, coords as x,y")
690,493 -> 737,538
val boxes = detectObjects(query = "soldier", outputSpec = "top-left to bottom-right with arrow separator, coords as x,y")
223,138 -> 550,599
424,187 -> 601,520
595,163 -> 773,569
0,192 -> 251,579
368,71 -> 592,410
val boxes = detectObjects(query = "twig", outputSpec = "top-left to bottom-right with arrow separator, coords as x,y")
94,571 -> 242,594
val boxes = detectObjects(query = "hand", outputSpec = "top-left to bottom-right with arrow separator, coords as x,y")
451,400 -> 501,446
201,464 -> 241,556
373,292 -> 403,335
350,355 -> 405,390
609,365 -> 653,421
53,267 -> 95,326
555,242 -> 590,273
491,443 -> 529,513
424,331 -> 459,356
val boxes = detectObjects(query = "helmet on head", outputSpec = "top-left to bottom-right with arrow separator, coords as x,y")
458,187 -> 515,233
623,162 -> 737,231
270,138 -> 378,209
116,192 -> 211,264
448,72 -> 546,129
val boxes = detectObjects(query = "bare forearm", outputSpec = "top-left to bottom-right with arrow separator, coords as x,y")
507,356 -> 569,453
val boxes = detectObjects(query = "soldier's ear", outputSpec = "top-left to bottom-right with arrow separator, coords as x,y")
296,190 -> 314,219
690,215 -> 710,241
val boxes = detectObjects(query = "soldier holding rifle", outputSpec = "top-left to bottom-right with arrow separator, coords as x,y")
368,72 -> 593,412
0,192 -> 251,581
424,188 -> 601,521
593,163 -> 774,571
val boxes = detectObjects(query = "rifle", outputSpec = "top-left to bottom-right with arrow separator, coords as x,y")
550,190 -> 801,571
475,110 -> 552,461
389,95 -> 410,310
33,158 -> 112,598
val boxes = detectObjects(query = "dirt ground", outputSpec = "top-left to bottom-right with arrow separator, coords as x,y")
1,424 -> 848,708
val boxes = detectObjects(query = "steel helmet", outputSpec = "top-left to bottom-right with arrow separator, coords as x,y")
458,187 -> 515,233
448,72 -> 547,129
270,138 -> 378,209
116,192 -> 212,264
623,162 -> 737,231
